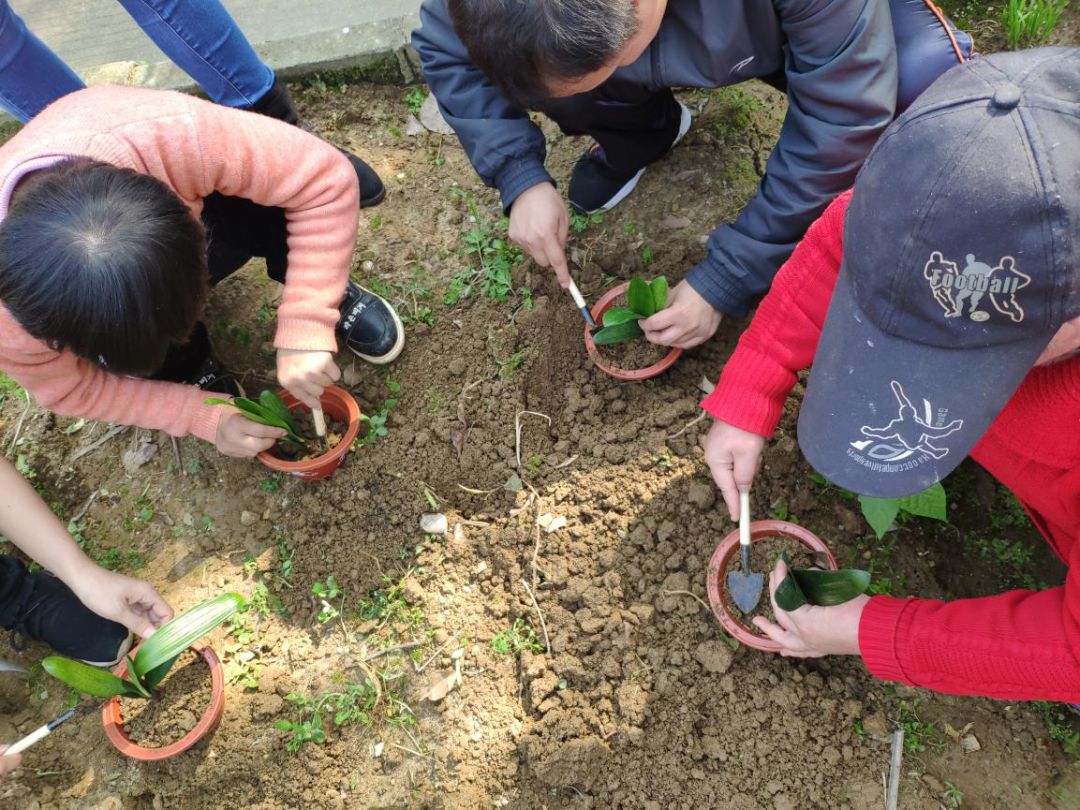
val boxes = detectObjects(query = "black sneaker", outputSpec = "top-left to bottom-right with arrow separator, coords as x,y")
342,152 -> 386,209
568,101 -> 692,214
337,281 -> 404,364
190,351 -> 244,398
9,573 -> 132,667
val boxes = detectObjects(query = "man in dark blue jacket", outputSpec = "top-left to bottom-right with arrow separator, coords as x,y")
413,0 -> 971,347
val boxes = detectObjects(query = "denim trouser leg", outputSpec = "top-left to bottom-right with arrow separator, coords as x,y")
115,0 -> 274,107
0,0 -> 85,122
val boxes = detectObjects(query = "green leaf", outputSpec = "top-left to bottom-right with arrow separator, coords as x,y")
258,390 -> 297,434
125,654 -> 153,697
133,593 -> 243,677
650,276 -> 669,311
896,483 -> 947,522
774,573 -> 808,612
790,568 -> 871,607
601,306 -> 642,327
41,656 -> 143,699
627,277 -> 656,317
858,495 -> 901,539
140,653 -> 181,691
592,319 -> 644,345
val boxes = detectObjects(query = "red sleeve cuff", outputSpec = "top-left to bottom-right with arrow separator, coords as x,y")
700,345 -> 794,437
858,595 -> 916,685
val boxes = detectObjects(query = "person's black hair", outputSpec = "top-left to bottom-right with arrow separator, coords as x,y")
0,158 -> 208,376
447,0 -> 640,108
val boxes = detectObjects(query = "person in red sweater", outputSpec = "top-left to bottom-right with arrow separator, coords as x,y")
702,47 -> 1080,703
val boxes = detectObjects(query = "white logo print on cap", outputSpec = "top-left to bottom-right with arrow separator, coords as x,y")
923,252 -> 1031,323
845,381 -> 965,473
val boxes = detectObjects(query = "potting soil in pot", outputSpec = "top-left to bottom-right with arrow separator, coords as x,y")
118,650 -> 211,748
722,535 -> 820,626
270,417 -> 347,462
594,294 -> 671,371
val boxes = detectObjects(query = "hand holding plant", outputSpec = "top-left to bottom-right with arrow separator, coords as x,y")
591,276 -> 669,345
752,557 -> 870,657
42,593 -> 242,699
640,279 -> 722,349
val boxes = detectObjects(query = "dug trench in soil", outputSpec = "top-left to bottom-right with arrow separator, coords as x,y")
721,535 -> 817,625
0,68 -> 1074,810
117,650 -> 211,749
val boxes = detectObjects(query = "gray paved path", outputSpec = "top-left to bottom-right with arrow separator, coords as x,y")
9,0 -> 421,94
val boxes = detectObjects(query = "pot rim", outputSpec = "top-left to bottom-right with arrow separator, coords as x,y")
583,281 -> 682,381
101,643 -> 225,761
706,519 -> 838,653
256,385 -> 362,480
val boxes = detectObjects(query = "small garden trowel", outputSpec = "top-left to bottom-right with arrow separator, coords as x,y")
727,491 -> 764,613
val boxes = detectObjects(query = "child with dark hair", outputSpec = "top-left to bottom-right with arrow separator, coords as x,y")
0,86 -> 403,458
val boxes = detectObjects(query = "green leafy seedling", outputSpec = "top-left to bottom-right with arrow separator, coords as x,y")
42,593 -> 243,699
774,555 -> 871,612
592,276 -> 669,346
206,391 -> 306,448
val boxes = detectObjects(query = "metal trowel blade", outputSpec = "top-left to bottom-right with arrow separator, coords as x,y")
727,569 -> 765,614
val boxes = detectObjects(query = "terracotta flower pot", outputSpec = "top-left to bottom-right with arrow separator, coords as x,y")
257,385 -> 362,481
101,643 -> 225,761
706,520 -> 838,653
583,281 -> 683,382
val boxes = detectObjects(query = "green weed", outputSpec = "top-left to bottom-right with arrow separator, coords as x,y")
1002,0 -> 1068,48
1035,701 -> 1080,759
260,473 -> 283,494
312,576 -> 344,624
355,374 -> 400,448
569,210 -> 603,234
405,86 -> 427,115
894,697 -> 943,755
713,86 -> 763,142
491,618 -> 544,655
0,372 -> 24,404
447,189 -> 530,308
942,781 -> 964,808
277,680 -> 378,753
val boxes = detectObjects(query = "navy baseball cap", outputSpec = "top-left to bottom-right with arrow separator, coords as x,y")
798,48 -> 1080,498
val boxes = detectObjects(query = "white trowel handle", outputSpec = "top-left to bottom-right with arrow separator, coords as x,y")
738,490 -> 751,570
312,406 -> 327,438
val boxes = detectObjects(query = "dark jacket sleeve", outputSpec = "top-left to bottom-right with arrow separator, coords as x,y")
686,0 -> 897,318
412,0 -> 554,210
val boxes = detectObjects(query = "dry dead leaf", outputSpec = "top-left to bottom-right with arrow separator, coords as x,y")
960,734 -> 981,753
422,664 -> 461,702
122,440 -> 158,473
658,215 -> 692,231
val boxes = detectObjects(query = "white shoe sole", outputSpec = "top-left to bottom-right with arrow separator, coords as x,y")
583,101 -> 693,214
345,290 -> 406,365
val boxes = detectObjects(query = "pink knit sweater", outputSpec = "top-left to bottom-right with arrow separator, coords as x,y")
0,86 -> 360,442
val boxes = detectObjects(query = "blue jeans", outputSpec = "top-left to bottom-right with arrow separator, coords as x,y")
0,0 -> 274,122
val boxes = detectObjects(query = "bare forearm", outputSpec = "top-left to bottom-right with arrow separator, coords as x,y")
0,457 -> 94,585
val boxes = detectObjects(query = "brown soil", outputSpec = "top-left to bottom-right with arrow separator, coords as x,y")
721,535 -> 816,625
269,418 -> 346,462
117,650 -> 211,749
1,31 -> 1078,810
595,331 -> 670,371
